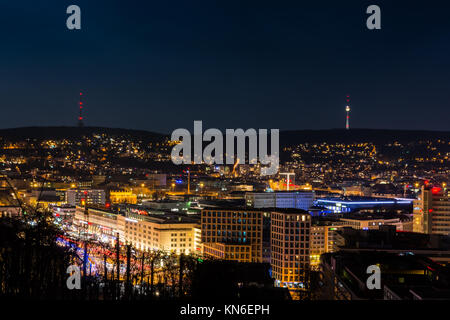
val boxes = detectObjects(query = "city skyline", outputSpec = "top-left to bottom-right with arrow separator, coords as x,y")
1,1 -> 450,306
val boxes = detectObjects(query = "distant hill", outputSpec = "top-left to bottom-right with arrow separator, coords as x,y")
279,128 -> 450,146
0,126 -> 448,146
0,126 -> 167,142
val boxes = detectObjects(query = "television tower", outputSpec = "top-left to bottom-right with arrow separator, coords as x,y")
345,95 -> 350,130
78,92 -> 84,127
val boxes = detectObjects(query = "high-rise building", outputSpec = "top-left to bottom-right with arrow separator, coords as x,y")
201,208 -> 265,263
413,185 -> 450,235
270,209 -> 311,300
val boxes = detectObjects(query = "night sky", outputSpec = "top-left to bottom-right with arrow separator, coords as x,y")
1,0 -> 450,133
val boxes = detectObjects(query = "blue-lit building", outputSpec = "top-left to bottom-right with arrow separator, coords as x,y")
315,196 -> 413,213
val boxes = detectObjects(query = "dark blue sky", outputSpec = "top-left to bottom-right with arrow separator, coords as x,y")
1,0 -> 449,133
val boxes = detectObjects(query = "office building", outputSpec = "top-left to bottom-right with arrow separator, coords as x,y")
271,209 -> 311,300
310,222 -> 343,269
201,207 -> 265,263
66,189 -> 106,206
245,191 -> 315,210
413,186 -> 450,235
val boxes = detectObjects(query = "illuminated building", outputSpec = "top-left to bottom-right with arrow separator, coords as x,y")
315,196 -> 413,213
270,209 -> 311,300
201,208 -> 265,263
245,191 -> 315,211
310,224 -> 342,269
413,185 -> 450,235
52,205 -> 76,223
74,206 -> 123,243
124,213 -> 201,254
109,190 -> 137,204
73,206 -> 201,254
343,185 -> 372,197
76,179 -> 93,188
203,243 -> 252,262
66,189 -> 105,206
336,216 -> 412,231
25,189 -> 65,209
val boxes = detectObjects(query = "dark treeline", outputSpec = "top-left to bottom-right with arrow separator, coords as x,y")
0,206 -> 206,300
0,212 -> 76,298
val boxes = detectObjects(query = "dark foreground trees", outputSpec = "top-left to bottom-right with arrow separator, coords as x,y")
0,209 -> 203,300
0,213 -> 76,298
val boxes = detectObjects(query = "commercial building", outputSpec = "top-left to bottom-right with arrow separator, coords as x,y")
203,243 -> 252,262
74,206 -> 122,242
413,186 -> 450,235
22,188 -> 65,209
315,196 -> 413,214
73,206 -> 201,254
245,191 -> 315,210
124,212 -> 201,254
336,215 -> 412,231
201,207 -> 265,263
66,189 -> 106,207
270,209 -> 311,300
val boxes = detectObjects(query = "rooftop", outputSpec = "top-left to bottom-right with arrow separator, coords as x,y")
201,207 -> 309,214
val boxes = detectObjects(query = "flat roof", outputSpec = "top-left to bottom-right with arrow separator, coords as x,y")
316,196 -> 413,204
201,207 -> 308,214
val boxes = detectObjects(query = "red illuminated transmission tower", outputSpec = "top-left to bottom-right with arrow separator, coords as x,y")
78,92 -> 84,127
345,95 -> 351,130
